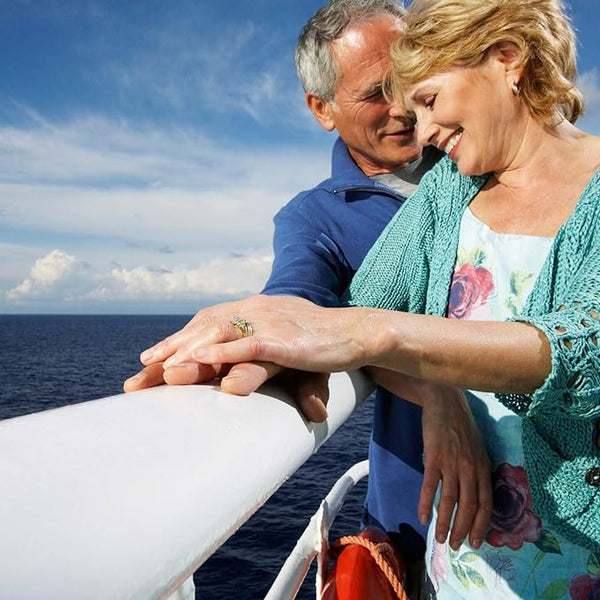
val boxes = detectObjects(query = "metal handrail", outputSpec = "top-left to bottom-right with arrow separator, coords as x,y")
265,460 -> 369,600
0,372 -> 373,599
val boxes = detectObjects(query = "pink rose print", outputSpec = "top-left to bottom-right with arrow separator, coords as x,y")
569,573 -> 600,599
486,463 -> 542,550
448,263 -> 494,320
429,538 -> 449,592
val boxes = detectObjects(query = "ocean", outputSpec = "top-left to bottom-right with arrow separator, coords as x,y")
0,314 -> 373,599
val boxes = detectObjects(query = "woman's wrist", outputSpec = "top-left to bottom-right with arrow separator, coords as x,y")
354,308 -> 413,370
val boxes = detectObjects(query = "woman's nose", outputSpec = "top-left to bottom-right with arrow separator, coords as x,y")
415,112 -> 437,147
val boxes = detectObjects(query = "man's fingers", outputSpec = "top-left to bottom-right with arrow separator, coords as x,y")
435,476 -> 458,546
468,473 -> 493,549
223,366 -> 330,423
289,372 -> 330,423
163,362 -> 224,385
123,363 -> 167,392
418,462 -> 441,526
220,362 -> 283,396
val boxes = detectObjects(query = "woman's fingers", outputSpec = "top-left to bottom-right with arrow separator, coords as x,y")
435,475 -> 459,547
468,475 -> 493,549
418,458 -> 440,527
448,471 -> 479,550
421,388 -> 492,550
139,297 -> 369,377
139,299 -> 244,365
192,337 -> 292,370
162,319 -> 253,368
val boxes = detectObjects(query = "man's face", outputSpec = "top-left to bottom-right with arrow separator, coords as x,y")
316,17 -> 422,176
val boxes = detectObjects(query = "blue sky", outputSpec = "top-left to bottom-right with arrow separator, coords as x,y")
1,0 -> 599,314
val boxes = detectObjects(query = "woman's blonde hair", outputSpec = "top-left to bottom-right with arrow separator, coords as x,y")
391,0 -> 584,124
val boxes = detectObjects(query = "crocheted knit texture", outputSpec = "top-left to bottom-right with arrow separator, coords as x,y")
346,157 -> 600,552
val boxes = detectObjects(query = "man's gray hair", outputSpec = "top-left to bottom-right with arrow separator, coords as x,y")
296,0 -> 405,101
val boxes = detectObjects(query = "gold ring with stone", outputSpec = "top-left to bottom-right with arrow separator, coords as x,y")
231,316 -> 253,338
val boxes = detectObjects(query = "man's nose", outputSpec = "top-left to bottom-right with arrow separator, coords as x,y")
388,100 -> 407,119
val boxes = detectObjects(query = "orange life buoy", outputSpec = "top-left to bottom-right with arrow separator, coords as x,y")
320,527 -> 408,600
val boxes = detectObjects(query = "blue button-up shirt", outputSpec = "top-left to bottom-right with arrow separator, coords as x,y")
262,137 -> 441,559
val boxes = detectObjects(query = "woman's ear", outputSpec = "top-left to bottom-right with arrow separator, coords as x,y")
306,92 -> 336,132
490,41 -> 523,72
488,40 -> 524,88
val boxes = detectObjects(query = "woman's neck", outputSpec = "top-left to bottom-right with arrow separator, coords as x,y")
492,117 -> 595,189
470,119 -> 600,236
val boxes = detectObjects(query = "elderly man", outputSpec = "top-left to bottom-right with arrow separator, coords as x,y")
125,0 -> 490,589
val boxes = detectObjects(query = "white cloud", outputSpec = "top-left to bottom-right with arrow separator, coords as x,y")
0,106 -> 329,188
98,15 -> 308,128
7,249 -> 273,307
0,107 -> 332,312
7,250 -> 91,302
0,109 -> 225,186
0,108 -> 331,255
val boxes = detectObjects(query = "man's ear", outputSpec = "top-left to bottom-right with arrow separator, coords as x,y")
306,92 -> 336,132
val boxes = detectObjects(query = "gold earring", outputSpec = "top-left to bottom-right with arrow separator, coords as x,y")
511,81 -> 521,96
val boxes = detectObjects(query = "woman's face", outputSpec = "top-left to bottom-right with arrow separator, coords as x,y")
406,52 -> 526,176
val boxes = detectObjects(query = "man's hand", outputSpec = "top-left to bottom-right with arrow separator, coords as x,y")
123,361 -> 224,392
420,389 -> 492,551
124,359 -> 330,422
368,367 -> 492,550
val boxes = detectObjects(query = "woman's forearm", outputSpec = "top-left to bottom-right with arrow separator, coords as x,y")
362,309 -> 552,394
173,296 -> 552,396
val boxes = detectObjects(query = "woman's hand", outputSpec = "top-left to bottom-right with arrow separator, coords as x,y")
154,295 -> 374,375
123,295 -> 336,422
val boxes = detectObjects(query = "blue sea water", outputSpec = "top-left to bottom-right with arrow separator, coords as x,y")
0,314 -> 372,599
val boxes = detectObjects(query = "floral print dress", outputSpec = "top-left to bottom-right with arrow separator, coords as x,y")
426,208 -> 600,600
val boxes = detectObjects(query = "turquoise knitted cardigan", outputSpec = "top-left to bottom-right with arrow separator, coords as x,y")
346,156 -> 600,552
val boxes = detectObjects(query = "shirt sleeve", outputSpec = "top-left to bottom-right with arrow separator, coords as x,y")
260,201 -> 353,308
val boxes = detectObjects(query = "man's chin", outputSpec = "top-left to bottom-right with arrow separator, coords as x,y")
385,146 -> 422,165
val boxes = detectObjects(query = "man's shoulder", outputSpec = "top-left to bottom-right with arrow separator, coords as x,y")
277,175 -> 403,228
280,176 -> 340,214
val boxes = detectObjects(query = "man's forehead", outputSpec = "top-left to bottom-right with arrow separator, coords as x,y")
331,17 -> 402,74
336,26 -> 370,52
334,16 -> 403,50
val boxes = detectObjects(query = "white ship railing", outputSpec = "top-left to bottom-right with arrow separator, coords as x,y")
265,459 -> 369,600
0,371 -> 373,599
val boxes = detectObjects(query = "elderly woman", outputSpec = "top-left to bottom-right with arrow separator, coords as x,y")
139,0 -> 600,596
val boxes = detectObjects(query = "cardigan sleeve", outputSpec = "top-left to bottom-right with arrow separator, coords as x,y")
502,244 -> 600,419
344,169 -> 437,313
